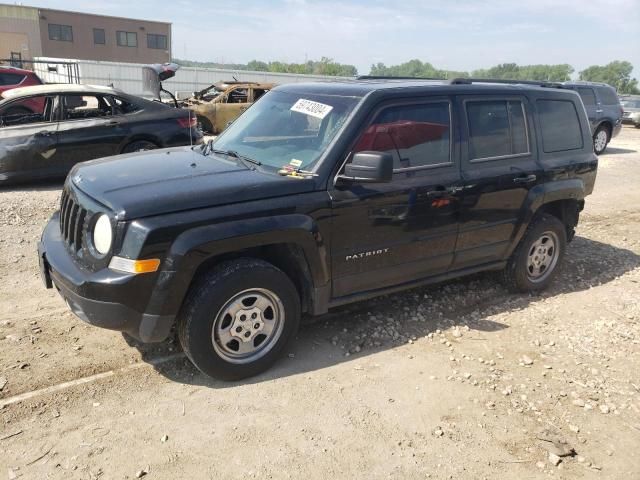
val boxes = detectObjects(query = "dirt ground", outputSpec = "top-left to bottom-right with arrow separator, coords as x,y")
1,127 -> 639,479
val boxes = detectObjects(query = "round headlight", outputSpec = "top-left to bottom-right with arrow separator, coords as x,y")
93,214 -> 112,255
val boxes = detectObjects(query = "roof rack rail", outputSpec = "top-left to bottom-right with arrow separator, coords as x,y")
356,75 -> 445,81
448,78 -> 564,88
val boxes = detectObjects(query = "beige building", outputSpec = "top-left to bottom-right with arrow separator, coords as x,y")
0,4 -> 171,65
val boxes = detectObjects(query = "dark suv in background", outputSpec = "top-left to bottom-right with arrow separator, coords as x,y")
563,81 -> 622,154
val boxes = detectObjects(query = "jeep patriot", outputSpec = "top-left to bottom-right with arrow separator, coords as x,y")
39,78 -> 597,380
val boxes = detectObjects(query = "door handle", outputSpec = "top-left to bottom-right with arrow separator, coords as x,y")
36,130 -> 53,137
595,109 -> 603,113
107,120 -> 120,126
513,174 -> 537,184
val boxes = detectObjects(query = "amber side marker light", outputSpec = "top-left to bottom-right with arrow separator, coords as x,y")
109,256 -> 161,274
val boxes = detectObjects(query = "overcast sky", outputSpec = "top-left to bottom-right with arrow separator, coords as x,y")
39,0 -> 640,77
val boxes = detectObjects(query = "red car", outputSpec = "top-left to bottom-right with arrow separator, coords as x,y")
0,66 -> 43,114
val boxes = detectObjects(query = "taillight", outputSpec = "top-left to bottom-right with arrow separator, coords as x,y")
177,116 -> 196,128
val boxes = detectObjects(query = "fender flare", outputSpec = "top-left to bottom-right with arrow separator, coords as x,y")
506,179 -> 585,256
144,214 -> 329,317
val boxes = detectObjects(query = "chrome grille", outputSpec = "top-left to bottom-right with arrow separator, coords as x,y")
59,187 -> 87,253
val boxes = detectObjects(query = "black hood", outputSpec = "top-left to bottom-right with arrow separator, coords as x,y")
69,147 -> 316,220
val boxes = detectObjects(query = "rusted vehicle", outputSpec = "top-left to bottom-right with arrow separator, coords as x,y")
181,81 -> 274,134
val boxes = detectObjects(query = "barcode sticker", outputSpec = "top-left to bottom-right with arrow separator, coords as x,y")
290,99 -> 333,119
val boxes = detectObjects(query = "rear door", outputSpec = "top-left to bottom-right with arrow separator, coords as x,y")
575,87 -> 598,132
330,97 -> 463,297
454,95 -> 542,269
55,93 -> 128,169
0,94 -> 61,181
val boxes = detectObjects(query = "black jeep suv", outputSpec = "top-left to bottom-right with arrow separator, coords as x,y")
39,78 -> 597,380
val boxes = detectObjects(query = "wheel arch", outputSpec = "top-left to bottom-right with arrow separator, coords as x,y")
507,180 -> 586,256
595,120 -> 612,138
144,215 -> 330,321
119,134 -> 163,153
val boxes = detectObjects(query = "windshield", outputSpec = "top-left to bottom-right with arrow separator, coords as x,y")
621,100 -> 640,109
210,90 -> 361,170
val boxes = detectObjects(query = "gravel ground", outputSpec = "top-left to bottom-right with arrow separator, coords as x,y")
1,127 -> 639,479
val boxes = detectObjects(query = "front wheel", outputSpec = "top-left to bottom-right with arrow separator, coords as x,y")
593,125 -> 610,155
177,258 -> 300,380
501,214 -> 567,293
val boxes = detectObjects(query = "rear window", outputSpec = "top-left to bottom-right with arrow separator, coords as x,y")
597,86 -> 619,106
537,99 -> 583,153
0,72 -> 25,86
466,100 -> 529,160
576,88 -> 596,107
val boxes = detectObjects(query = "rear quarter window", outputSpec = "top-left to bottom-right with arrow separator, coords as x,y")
597,86 -> 620,106
536,99 -> 583,153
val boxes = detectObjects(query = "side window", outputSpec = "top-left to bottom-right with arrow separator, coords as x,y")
253,88 -> 268,102
62,95 -> 113,120
597,86 -> 619,106
536,99 -> 583,153
0,72 -> 25,86
110,96 -> 140,114
0,95 -> 53,126
353,102 -> 451,170
225,88 -> 249,104
466,100 -> 529,161
576,88 -> 596,107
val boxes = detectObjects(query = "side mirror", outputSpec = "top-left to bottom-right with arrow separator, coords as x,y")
339,151 -> 393,184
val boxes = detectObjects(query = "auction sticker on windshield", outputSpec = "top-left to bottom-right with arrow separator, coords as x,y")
290,99 -> 333,119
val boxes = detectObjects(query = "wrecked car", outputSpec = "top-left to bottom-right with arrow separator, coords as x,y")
181,81 -> 274,134
0,84 -> 202,184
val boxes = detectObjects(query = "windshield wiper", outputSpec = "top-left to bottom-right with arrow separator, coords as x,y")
202,140 -> 261,168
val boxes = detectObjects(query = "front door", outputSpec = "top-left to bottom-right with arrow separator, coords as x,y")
55,93 -> 125,169
454,95 -> 543,269
330,98 -> 462,298
0,94 -> 61,181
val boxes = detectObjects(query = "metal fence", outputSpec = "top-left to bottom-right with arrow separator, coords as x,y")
32,57 -> 350,98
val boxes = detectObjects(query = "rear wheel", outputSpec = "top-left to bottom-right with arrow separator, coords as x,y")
177,258 -> 300,380
121,140 -> 158,153
593,125 -> 609,155
501,214 -> 566,293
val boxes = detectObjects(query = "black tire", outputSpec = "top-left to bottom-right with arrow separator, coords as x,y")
501,214 -> 567,293
635,123 -> 640,129
177,258 -> 301,381
593,125 -> 610,155
121,140 -> 159,154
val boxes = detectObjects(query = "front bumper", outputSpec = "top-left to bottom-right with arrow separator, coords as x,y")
38,213 -> 174,342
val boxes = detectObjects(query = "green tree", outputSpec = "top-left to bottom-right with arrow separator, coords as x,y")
247,60 -> 269,71
579,61 -> 639,94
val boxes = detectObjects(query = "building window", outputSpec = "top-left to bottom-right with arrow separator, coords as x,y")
93,28 -> 106,45
48,24 -> 73,42
116,31 -> 137,47
147,33 -> 168,50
